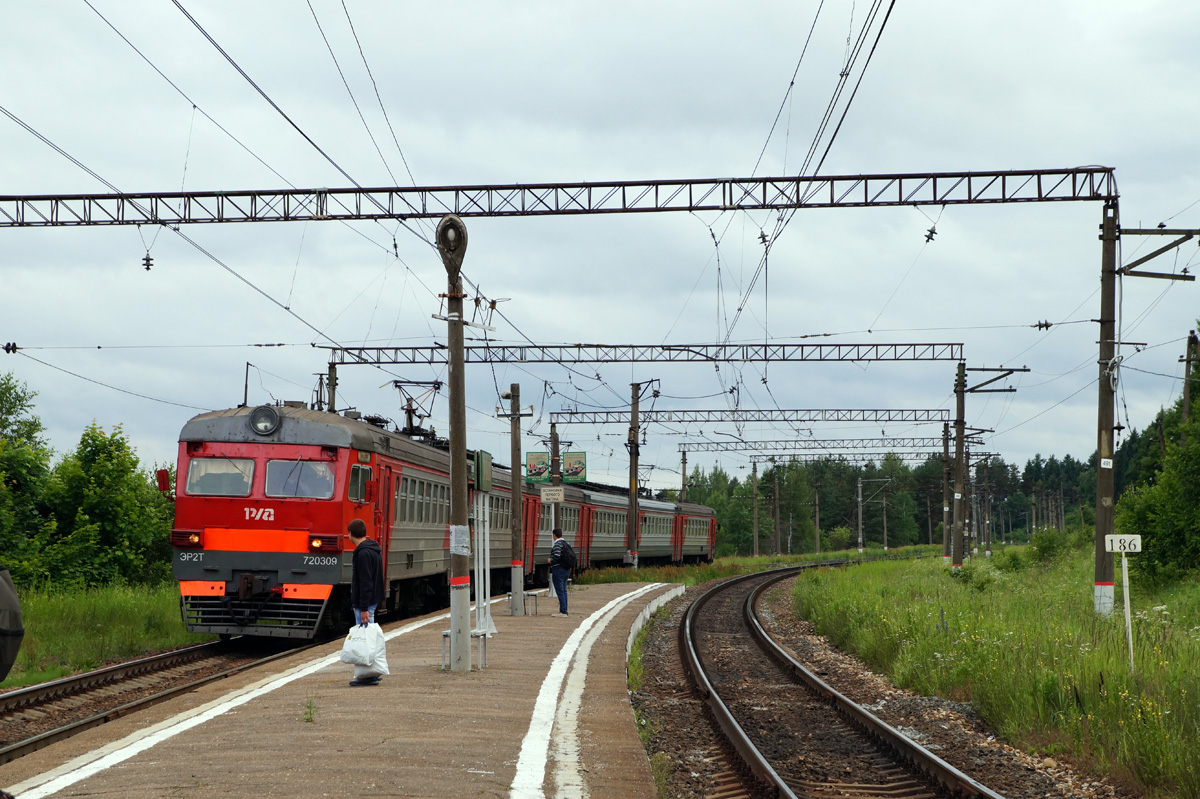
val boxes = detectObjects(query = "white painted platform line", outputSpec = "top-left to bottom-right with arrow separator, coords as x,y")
509,583 -> 664,799
8,602 -> 502,799
554,584 -> 684,799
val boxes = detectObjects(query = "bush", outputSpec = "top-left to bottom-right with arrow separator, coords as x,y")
1117,416 -> 1200,584
824,525 -> 855,551
992,546 -> 1028,573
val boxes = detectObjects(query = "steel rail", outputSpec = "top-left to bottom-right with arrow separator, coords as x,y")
745,571 -> 1007,799
679,566 -> 806,796
0,641 -> 313,765
0,640 -> 226,714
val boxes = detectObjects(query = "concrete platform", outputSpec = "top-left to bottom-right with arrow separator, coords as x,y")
2,581 -> 681,799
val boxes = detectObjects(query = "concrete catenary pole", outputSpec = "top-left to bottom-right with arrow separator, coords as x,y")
942,422 -> 951,564
550,422 -> 562,531
507,384 -> 525,617
773,463 -> 781,556
856,476 -> 864,554
436,214 -> 471,672
627,383 -> 640,568
680,451 -> 687,502
327,363 -> 338,414
952,362 -> 966,571
751,461 -> 759,557
548,422 -> 562,600
882,493 -> 888,552
984,459 -> 992,557
1094,200 -> 1119,615
1183,330 -> 1198,446
814,485 -> 821,555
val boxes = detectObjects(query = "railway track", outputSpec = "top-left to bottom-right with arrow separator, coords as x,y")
0,638 -> 310,764
680,567 -> 1006,799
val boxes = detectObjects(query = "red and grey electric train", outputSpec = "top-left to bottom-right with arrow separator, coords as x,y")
170,403 -> 716,639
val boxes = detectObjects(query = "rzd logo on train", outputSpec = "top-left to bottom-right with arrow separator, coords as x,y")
244,507 -> 276,521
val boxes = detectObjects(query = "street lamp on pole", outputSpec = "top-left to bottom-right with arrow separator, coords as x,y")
437,214 -> 472,672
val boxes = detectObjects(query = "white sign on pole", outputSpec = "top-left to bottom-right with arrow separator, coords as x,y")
450,524 -> 470,556
540,485 -> 564,503
1105,534 -> 1143,553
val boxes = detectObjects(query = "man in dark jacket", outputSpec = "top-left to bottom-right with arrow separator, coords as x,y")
348,519 -> 384,626
548,528 -> 570,617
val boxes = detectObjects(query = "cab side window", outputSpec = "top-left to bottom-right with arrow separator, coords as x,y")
348,464 -> 372,502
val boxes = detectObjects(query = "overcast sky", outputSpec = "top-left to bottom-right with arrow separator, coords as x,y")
2,1 -> 1198,492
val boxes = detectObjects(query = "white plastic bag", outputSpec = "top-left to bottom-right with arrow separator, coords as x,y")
339,624 -> 373,666
340,623 -> 389,676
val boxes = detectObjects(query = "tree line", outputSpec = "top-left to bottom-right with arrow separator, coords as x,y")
675,451 -> 1094,559
673,387 -> 1199,587
3,360 -> 1196,589
0,373 -> 174,587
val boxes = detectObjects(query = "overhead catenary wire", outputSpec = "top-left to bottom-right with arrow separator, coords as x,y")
721,0 -> 897,346
82,0 -> 405,261
339,0 -> 418,189
170,0 -> 432,248
306,0 -> 401,189
17,351 -> 208,411
0,105 -> 419,400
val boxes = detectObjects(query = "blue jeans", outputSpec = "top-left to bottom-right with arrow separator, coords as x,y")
550,567 -> 570,614
351,604 -> 377,625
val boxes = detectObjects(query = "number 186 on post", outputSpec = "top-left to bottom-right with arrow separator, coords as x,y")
1105,534 -> 1142,553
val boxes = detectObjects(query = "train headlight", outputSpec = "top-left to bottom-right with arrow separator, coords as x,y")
249,406 -> 281,436
308,534 -> 341,552
171,529 -> 204,548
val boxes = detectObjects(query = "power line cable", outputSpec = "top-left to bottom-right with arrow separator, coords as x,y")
339,0 -> 418,188
18,351 -> 209,410
171,0 -> 431,245
748,1 -> 826,177
722,0 -> 896,345
83,0 -> 402,260
306,0 -> 400,187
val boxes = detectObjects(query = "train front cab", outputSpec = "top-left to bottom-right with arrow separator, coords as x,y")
172,407 -> 372,639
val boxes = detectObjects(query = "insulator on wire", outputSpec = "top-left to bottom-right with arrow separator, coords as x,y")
142,253 -> 153,271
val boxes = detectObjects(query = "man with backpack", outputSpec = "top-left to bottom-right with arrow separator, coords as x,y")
548,528 -> 575,617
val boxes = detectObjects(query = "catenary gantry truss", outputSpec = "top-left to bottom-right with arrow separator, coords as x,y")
679,437 -> 960,453
748,451 -> 997,465
550,409 -> 950,425
0,167 -> 1116,227
326,342 -> 962,366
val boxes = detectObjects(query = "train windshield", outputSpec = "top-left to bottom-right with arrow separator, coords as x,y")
266,460 -> 335,499
186,458 -> 254,496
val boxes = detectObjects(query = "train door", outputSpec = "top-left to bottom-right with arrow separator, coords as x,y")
376,464 -> 394,575
672,514 -> 684,562
523,494 -> 540,575
579,505 -> 595,566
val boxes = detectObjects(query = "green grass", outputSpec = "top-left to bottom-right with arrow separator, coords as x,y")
577,545 -> 919,588
2,582 -> 212,689
790,547 -> 1200,798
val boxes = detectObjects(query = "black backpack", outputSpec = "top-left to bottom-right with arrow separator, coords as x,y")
560,541 -> 578,570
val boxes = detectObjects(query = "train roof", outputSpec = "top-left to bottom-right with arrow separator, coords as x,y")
181,405 -> 713,513
180,405 -> 380,450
